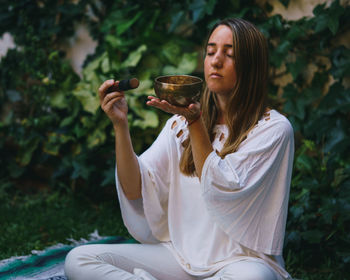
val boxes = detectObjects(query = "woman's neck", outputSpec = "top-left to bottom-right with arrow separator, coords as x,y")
216,112 -> 226,124
215,94 -> 228,124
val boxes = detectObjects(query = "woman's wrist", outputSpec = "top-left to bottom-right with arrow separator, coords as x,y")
187,111 -> 202,126
113,119 -> 129,133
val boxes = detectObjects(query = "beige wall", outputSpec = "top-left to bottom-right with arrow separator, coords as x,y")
59,23 -> 97,77
256,0 -> 350,90
257,0 -> 335,20
0,33 -> 15,59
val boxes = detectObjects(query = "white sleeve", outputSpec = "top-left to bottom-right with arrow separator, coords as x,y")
201,118 -> 294,255
116,116 -> 177,243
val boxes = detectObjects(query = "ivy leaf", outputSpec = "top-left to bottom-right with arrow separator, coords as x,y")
50,90 -> 68,109
169,10 -> 185,33
73,123 -> 86,138
271,15 -> 283,31
6,89 -> 21,102
318,83 -> 350,114
284,97 -> 307,120
162,41 -> 181,65
331,47 -> 350,79
101,56 -> 110,73
324,122 -> 348,154
8,161 -> 25,179
286,25 -> 305,41
87,128 -> 107,148
43,133 -> 60,156
287,56 -> 307,79
271,40 -> 291,67
314,14 -> 328,33
60,106 -> 79,127
17,138 -> 40,166
162,52 -> 198,75
127,95 -> 159,129
140,55 -> 162,76
301,230 -> 323,243
277,40 -> 291,54
189,0 -> 206,23
83,52 -> 106,79
42,134 -> 62,157
327,0 -> 345,35
279,0 -> 290,8
328,16 -> 339,35
295,188 -> 309,200
71,160 -> 90,180
313,1 -> 344,35
105,35 -> 123,48
289,205 -> 304,220
132,79 -> 153,95
116,11 -> 143,36
296,154 -> 314,173
73,83 -> 100,114
133,110 -> 159,129
101,165 -> 116,187
189,0 -> 216,23
205,0 -> 217,15
121,45 -> 147,68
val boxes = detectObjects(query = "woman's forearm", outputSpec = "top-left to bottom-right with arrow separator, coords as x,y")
188,118 -> 213,179
114,123 -> 142,200
144,96 -> 211,177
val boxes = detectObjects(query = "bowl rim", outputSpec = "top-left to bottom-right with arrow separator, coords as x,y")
154,75 -> 203,86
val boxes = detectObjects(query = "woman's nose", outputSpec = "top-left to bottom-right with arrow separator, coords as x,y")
211,52 -> 223,68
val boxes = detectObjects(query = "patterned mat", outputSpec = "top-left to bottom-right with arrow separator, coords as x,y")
0,231 -> 133,280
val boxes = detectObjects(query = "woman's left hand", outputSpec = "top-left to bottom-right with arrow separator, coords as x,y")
147,96 -> 201,123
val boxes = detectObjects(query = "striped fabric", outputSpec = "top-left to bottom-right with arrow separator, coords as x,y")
0,235 -> 134,280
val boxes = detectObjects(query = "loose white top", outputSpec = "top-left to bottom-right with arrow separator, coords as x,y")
115,110 -> 294,279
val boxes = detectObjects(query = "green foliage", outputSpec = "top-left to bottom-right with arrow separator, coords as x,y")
1,0 -> 350,278
0,190 -> 129,259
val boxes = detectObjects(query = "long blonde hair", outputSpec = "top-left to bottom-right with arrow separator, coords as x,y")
180,18 -> 269,176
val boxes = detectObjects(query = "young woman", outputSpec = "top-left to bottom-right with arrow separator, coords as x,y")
64,18 -> 294,280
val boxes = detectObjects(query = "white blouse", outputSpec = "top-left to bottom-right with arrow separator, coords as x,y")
115,110 -> 294,279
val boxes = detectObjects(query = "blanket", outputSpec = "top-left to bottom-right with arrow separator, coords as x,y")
0,231 -> 134,280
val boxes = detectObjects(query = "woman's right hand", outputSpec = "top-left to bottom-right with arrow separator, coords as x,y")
98,79 -> 128,128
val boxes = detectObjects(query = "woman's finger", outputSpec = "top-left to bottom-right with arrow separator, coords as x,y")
147,96 -> 201,121
98,79 -> 115,101
102,92 -> 125,107
101,91 -> 124,107
103,97 -> 124,113
147,96 -> 159,101
148,100 -> 183,115
188,102 -> 199,111
160,100 -> 194,115
102,91 -> 125,105
103,94 -> 124,107
146,97 -> 162,107
147,99 -> 170,112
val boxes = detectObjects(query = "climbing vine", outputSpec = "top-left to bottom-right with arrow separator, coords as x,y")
0,0 -> 349,278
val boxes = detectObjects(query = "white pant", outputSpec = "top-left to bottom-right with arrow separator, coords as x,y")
64,243 -> 278,280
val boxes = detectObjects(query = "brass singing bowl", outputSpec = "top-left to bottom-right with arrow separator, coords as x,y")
154,75 -> 203,107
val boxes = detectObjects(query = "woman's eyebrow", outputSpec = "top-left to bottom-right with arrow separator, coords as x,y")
207,43 -> 233,48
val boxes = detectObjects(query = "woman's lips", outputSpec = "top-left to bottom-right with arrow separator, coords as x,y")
210,73 -> 223,78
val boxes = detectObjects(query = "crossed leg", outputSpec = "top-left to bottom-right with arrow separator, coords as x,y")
64,243 -> 279,280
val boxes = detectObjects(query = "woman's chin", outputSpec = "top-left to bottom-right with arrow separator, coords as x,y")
209,87 -> 233,96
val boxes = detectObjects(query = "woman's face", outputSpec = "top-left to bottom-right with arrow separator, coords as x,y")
204,25 -> 236,96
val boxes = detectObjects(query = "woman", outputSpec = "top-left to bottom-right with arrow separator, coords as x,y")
65,18 -> 294,280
